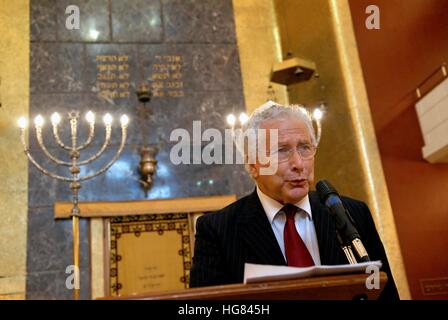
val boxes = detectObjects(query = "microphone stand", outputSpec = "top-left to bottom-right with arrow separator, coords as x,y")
343,209 -> 371,263
334,211 -> 370,264
335,229 -> 357,264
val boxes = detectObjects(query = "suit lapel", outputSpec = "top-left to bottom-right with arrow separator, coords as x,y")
237,190 -> 286,266
237,190 -> 345,267
309,192 -> 344,265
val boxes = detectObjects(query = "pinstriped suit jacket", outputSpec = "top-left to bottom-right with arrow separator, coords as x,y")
189,190 -> 399,300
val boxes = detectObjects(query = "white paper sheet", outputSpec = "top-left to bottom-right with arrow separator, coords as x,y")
243,260 -> 383,284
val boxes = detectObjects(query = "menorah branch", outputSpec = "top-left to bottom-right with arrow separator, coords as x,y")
21,129 -> 75,182
36,126 -> 73,167
77,125 -> 111,166
53,124 -> 72,151
76,121 -> 95,151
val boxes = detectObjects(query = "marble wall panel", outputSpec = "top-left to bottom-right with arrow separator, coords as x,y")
163,0 -> 236,44
26,268 -> 90,300
30,0 -> 57,41
27,147 -> 61,208
111,0 -> 162,43
30,43 -> 84,94
56,0 -> 110,42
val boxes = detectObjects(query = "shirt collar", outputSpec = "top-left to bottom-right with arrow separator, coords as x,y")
256,186 -> 313,223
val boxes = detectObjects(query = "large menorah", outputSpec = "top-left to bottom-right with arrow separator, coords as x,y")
18,110 -> 129,300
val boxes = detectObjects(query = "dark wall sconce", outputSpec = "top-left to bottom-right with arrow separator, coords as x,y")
136,82 -> 151,103
139,146 -> 158,191
136,82 -> 158,194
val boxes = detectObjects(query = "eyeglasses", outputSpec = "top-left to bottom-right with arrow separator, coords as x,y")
269,144 -> 316,162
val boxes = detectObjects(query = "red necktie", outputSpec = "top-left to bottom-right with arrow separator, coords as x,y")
283,204 -> 315,267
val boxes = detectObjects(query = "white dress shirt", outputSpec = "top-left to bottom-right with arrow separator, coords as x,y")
256,186 -> 321,266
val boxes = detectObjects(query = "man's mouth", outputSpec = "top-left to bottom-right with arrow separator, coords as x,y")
286,179 -> 308,186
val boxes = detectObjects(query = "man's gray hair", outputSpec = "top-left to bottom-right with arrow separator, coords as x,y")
236,100 -> 317,176
241,101 -> 317,146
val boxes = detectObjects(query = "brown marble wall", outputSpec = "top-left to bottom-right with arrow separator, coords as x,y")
28,0 -> 251,299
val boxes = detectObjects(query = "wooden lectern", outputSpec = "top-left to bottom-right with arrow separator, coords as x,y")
101,272 -> 387,300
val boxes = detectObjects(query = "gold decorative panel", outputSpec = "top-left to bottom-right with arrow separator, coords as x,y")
109,213 -> 191,296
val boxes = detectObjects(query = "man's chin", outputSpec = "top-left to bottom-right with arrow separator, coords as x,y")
284,185 -> 309,203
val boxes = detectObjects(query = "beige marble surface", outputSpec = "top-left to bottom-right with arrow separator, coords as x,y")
0,0 -> 29,298
232,0 -> 288,113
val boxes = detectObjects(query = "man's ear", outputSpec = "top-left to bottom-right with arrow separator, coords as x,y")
248,163 -> 259,179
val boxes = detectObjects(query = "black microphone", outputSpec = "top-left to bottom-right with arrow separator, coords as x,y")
316,179 -> 370,263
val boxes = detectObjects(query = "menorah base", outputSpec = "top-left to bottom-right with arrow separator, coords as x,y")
72,215 -> 80,300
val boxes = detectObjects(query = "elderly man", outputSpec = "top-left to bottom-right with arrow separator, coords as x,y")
189,101 -> 399,300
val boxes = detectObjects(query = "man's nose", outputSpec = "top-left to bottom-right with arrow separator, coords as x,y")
289,149 -> 305,171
